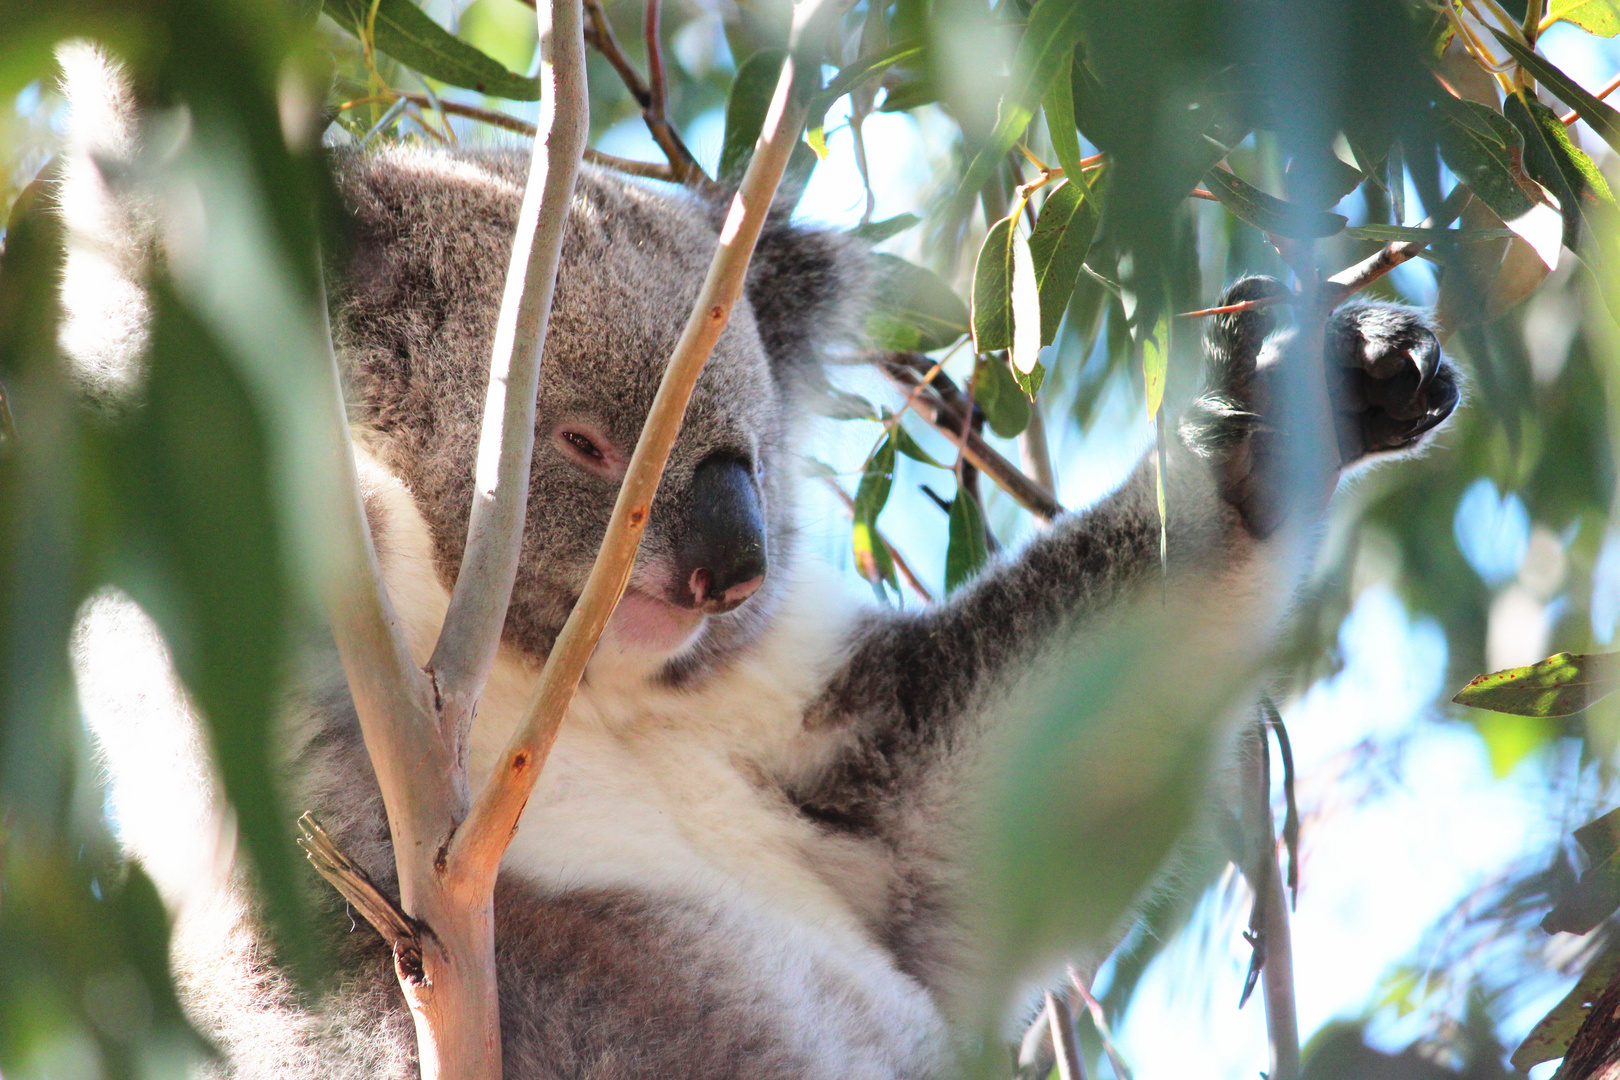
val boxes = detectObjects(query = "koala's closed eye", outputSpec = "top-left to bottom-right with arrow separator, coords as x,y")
554,425 -> 625,477
563,431 -> 603,460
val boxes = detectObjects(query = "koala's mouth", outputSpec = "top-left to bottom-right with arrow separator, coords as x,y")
603,587 -> 708,655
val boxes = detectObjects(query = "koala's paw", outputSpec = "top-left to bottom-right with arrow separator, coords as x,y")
1327,301 -> 1460,465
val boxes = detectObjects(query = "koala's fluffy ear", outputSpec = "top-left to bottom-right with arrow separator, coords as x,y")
744,217 -> 871,376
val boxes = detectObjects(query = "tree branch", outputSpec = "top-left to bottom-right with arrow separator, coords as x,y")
297,813 -> 419,952
880,353 -> 1065,522
1047,992 -> 1087,1080
448,0 -> 850,886
1322,184 -> 1471,304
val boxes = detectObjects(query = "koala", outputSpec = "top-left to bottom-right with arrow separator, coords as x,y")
59,47 -> 1459,1080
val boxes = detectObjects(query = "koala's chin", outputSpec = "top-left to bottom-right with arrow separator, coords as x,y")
602,587 -> 709,659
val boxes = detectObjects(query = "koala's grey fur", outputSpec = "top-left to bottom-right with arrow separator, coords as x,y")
61,46 -> 1459,1080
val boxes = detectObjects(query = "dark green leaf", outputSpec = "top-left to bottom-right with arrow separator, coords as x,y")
720,49 -> 786,183
1506,91 -> 1617,253
972,208 -> 1041,375
849,213 -> 922,243
1011,358 -> 1046,399
950,0 -> 1086,221
1043,48 -> 1086,184
945,486 -> 989,593
1201,167 -> 1348,240
892,422 -> 948,468
1544,809 -> 1620,934
1028,179 -> 1099,345
1513,946 -> 1620,1070
866,254 -> 971,352
1434,96 -> 1538,227
808,40 -> 925,137
1344,224 -> 1516,243
1491,29 -> 1620,154
1453,651 -> 1620,717
976,354 -> 1032,438
851,434 -> 897,589
323,0 -> 540,100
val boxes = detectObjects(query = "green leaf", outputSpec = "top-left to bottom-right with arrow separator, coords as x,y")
1141,312 -> 1169,421
972,203 -> 1041,376
1491,29 -> 1620,154
1043,48 -> 1086,184
950,0 -> 1087,220
1543,807 -> 1620,934
849,213 -> 922,243
1453,651 -> 1620,717
892,422 -> 948,468
1547,0 -> 1620,35
945,486 -> 990,593
976,354 -> 1032,438
323,0 -> 540,100
1011,359 -> 1046,399
1201,167 -> 1348,239
808,40 -> 925,137
1028,179 -> 1099,345
1344,224 -> 1517,243
1513,945 -> 1620,1070
1434,96 -> 1539,227
851,434 -> 897,589
814,387 -> 881,420
720,49 -> 786,183
866,254 -> 971,352
1506,91 -> 1618,254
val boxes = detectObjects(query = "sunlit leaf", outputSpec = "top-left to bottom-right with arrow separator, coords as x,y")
950,0 -> 1086,221
1491,29 -> 1620,154
323,0 -> 540,100
1141,312 -> 1169,421
1507,91 -> 1618,255
1547,0 -> 1620,35
972,204 -> 1041,378
851,434 -> 897,590
1453,651 -> 1620,717
975,354 -> 1032,438
945,485 -> 989,593
1513,946 -> 1620,1070
1344,224 -> 1516,243
720,49 -> 786,183
1201,167 -> 1348,240
866,254 -> 970,352
1029,180 -> 1098,345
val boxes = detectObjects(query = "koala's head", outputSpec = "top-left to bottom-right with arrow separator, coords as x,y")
332,148 -> 865,684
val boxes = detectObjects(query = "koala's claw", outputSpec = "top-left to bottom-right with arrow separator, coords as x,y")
1329,304 -> 1458,459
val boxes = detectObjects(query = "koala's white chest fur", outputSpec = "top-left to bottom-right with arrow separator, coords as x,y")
364,453 -> 947,1076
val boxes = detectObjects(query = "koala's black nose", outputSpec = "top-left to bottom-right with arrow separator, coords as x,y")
672,454 -> 767,615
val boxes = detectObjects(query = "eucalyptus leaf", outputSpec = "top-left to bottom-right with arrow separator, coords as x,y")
1492,30 -> 1620,154
1141,312 -> 1169,421
1029,179 -> 1099,345
851,434 -> 897,589
1546,0 -> 1620,35
893,422 -> 948,468
976,354 -> 1032,438
721,49 -> 786,183
850,213 -> 922,243
867,253 -> 971,352
323,0 -> 540,100
1507,91 -> 1617,254
972,207 -> 1041,376
1512,946 -> 1620,1070
1453,651 -> 1620,717
945,487 -> 989,593
1201,167 -> 1348,240
1345,224 -> 1516,243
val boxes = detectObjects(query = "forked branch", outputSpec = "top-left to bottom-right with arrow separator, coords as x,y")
447,0 -> 850,885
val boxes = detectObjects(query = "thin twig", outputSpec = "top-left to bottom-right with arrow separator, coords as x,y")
644,0 -> 667,119
880,354 -> 1064,522
297,813 -> 419,950
1322,183 -> 1471,305
1069,969 -> 1134,1080
1018,402 -> 1056,514
1237,715 -> 1300,1080
821,476 -> 934,602
449,0 -> 849,885
1262,696 -> 1300,909
580,0 -> 719,192
1176,294 -> 1294,320
1047,992 -> 1087,1080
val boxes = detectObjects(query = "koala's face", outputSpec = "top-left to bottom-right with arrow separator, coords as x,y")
334,149 -> 858,682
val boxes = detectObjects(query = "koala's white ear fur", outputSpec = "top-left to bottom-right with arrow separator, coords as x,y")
54,41 -> 156,411
743,218 -> 872,373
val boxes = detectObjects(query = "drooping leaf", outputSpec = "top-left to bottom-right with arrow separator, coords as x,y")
1028,180 -> 1099,345
1546,0 -> 1620,35
1492,29 -> 1620,154
851,434 -> 897,590
971,204 -> 1041,379
891,421 -> 948,468
1141,312 -> 1169,421
1042,48 -> 1086,184
866,254 -> 970,353
1506,91 -> 1618,255
1453,651 -> 1620,717
1434,95 -> 1562,264
1201,166 -> 1348,239
975,354 -> 1032,438
1513,946 -> 1620,1070
945,486 -> 989,594
1344,224 -> 1516,243
323,0 -> 540,100
850,213 -> 922,243
807,39 -> 925,147
950,0 -> 1086,221
720,49 -> 786,183
1544,807 -> 1620,934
